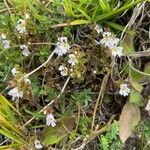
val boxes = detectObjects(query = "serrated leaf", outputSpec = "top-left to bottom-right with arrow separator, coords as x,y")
42,117 -> 75,146
119,102 -> 141,143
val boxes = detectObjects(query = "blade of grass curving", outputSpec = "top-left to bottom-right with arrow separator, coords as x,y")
63,0 -> 73,16
105,22 -> 136,35
77,8 -> 91,21
96,0 -> 145,21
0,127 -> 25,144
0,114 -> 24,137
98,0 -> 110,12
0,95 -> 24,119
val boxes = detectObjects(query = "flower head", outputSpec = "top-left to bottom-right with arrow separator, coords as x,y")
2,40 -> 10,49
95,24 -> 103,34
54,37 -> 70,56
119,84 -> 130,97
16,19 -> 26,34
68,54 -> 78,66
0,34 -> 6,40
20,45 -> 30,56
0,34 -> 10,49
34,140 -> 43,149
100,32 -> 119,47
58,65 -> 68,76
25,13 -> 30,19
24,78 -> 31,84
111,46 -> 123,57
145,100 -> 150,111
8,87 -> 23,100
11,67 -> 18,76
46,113 -> 56,127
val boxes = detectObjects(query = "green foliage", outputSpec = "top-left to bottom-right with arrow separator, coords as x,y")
0,95 -> 25,146
99,121 -> 124,150
71,89 -> 92,107
0,0 -> 148,149
42,117 -> 75,146
78,116 -> 91,135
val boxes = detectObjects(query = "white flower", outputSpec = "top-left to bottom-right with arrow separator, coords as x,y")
24,78 -> 31,84
20,45 -> 30,56
2,40 -> 10,49
11,67 -> 17,76
25,13 -> 30,19
54,37 -> 70,56
68,54 -> 78,66
95,24 -> 103,34
119,84 -> 130,97
100,32 -> 120,47
34,140 -> 43,149
0,34 -> 10,49
46,113 -> 56,127
58,65 -> 68,76
145,100 -> 150,111
16,19 -> 26,34
111,46 -> 123,57
0,34 -> 6,40
8,87 -> 23,100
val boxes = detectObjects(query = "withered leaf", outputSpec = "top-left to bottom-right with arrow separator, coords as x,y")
119,102 -> 141,143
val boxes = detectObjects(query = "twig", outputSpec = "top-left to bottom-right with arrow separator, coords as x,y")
23,50 -> 55,79
0,138 -> 9,146
72,115 -> 116,150
124,48 -> 150,58
23,76 -> 70,127
3,0 -> 12,15
91,71 -> 110,131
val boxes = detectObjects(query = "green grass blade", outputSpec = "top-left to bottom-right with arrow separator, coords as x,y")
96,0 -> 145,21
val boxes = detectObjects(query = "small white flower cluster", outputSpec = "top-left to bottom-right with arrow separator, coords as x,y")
20,44 -> 30,56
16,13 -> 30,34
16,19 -> 26,34
95,25 -> 123,57
54,37 -> 70,56
68,54 -> 78,66
34,139 -> 43,149
58,65 -> 68,76
8,87 -> 23,100
0,34 -> 10,49
95,24 -> 103,34
54,37 -> 78,77
100,32 -> 123,57
119,84 -> 130,97
8,67 -> 31,100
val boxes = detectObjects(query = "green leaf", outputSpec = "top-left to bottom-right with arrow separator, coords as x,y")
119,102 -> 141,143
129,88 -> 144,107
96,0 -> 144,21
144,62 -> 150,76
42,117 -> 75,146
98,0 -> 110,12
0,95 -> 23,123
130,80 -> 143,93
121,34 -> 135,54
105,22 -> 136,35
70,19 -> 90,25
